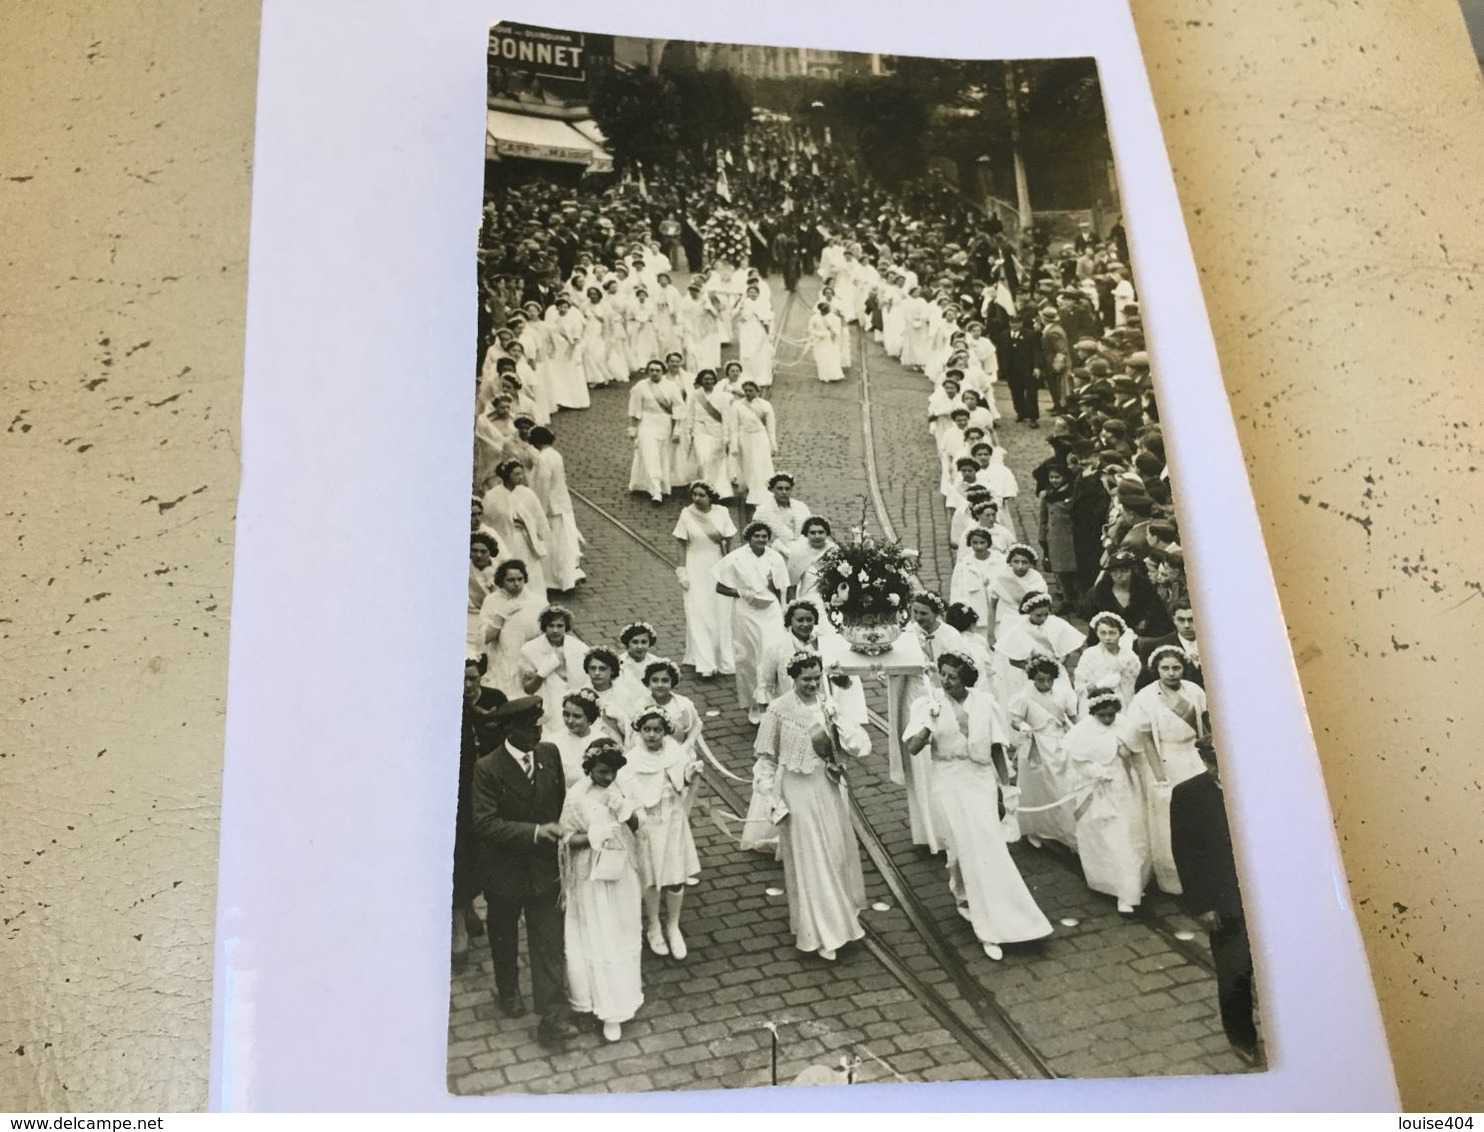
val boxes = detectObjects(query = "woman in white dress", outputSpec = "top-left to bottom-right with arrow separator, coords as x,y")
576,647 -> 630,743
903,651 -> 1054,959
725,381 -> 778,507
625,286 -> 661,374
599,280 -> 634,381
787,517 -> 835,605
480,460 -> 552,597
527,427 -> 584,593
1006,653 -> 1081,851
680,370 -> 732,499
618,709 -> 703,959
627,360 -> 681,504
713,521 -> 789,725
902,591 -> 973,855
580,287 -> 618,389
652,272 -> 684,360
752,472 -> 812,559
809,301 -> 845,384
518,604 -> 589,727
753,653 -> 871,960
738,282 -> 775,388
467,531 -> 498,658
1119,647 -> 1209,895
1063,687 -> 1152,913
478,559 -> 545,698
545,295 -> 591,411
681,282 -> 722,373
559,737 -> 644,1042
995,591 -> 1085,694
900,286 -> 931,371
625,659 -> 704,752
544,687 -> 603,787
613,622 -> 673,710
1072,611 -> 1142,709
672,481 -> 737,679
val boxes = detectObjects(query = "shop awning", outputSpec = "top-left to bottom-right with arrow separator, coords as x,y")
485,109 -> 594,165
565,119 -> 614,174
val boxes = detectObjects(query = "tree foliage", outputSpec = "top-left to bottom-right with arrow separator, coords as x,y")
589,66 -> 752,171
834,76 -> 930,190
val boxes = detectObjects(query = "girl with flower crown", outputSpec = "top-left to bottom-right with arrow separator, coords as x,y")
613,622 -> 672,710
559,738 -> 643,1042
576,647 -> 630,743
545,688 -> 602,787
626,661 -> 703,753
1006,651 -> 1082,851
1062,687 -> 1152,913
1073,611 -> 1142,709
617,709 -> 703,959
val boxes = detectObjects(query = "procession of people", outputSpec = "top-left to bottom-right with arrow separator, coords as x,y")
459,116 -> 1254,1067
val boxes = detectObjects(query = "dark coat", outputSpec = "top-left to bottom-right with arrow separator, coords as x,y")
1070,473 -> 1111,585
1000,323 -> 1040,383
471,741 -> 566,900
1169,772 -> 1244,919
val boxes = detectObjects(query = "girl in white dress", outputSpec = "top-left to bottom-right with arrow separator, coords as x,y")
996,591 -> 1085,694
1062,688 -> 1152,913
545,295 -> 591,411
949,527 -> 1005,642
679,371 -> 731,497
517,604 -> 589,727
672,482 -> 737,678
809,302 -> 845,384
544,688 -> 602,787
681,282 -> 721,373
1072,611 -> 1142,709
480,460 -> 552,597
725,381 -> 778,507
527,427 -> 584,592
626,660 -> 703,752
577,647 -> 630,743
559,738 -> 643,1042
580,288 -> 617,389
1119,647 -> 1209,895
713,522 -> 789,724
625,287 -> 661,374
753,653 -> 871,960
1006,653 -> 1081,850
478,559 -> 545,698
902,591 -> 973,855
627,361 -> 681,504
738,283 -> 775,388
904,652 -> 1054,959
985,545 -> 1048,650
618,710 -> 703,959
613,622 -> 672,711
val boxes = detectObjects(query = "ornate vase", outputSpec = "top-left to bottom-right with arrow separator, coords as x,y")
838,612 -> 905,656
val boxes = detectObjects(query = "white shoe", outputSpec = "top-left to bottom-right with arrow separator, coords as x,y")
956,903 -> 973,923
1117,900 -> 1135,915
647,926 -> 669,956
603,1021 -> 622,1043
1027,836 -> 1043,849
666,925 -> 687,960
818,947 -> 837,961
983,942 -> 1004,961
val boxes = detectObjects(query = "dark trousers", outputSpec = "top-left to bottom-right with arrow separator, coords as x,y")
486,887 -> 566,1021
1007,371 -> 1040,421
1210,916 -> 1257,1052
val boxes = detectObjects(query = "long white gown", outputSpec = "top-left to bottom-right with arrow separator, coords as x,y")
477,587 -> 545,698
544,307 -> 591,411
681,387 -> 732,495
1118,680 -> 1208,894
672,504 -> 737,678
529,446 -> 584,591
1072,643 -> 1142,709
625,297 -> 661,373
754,691 -> 868,955
560,778 -> 644,1025
680,296 -> 721,373
713,544 -> 789,715
904,689 -> 1054,946
480,482 -> 552,596
1006,680 -> 1081,849
517,632 -> 589,726
737,297 -> 775,387
751,497 -> 812,559
725,396 -> 777,506
627,378 -> 681,500
1062,716 -> 1152,906
809,310 -> 845,383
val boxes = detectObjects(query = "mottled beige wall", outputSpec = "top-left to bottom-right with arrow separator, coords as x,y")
1,0 -> 1479,1112
1131,0 -> 1484,1110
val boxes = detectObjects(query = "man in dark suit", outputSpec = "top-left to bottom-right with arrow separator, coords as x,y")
1170,728 -> 1259,1064
470,696 -> 579,1048
1001,307 -> 1043,426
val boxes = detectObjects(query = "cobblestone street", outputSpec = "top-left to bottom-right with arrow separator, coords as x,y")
448,272 -> 1257,1095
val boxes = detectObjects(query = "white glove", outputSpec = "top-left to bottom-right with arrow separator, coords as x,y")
675,566 -> 690,591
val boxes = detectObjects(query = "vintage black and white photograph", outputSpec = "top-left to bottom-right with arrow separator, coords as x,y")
450,23 -> 1263,1095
